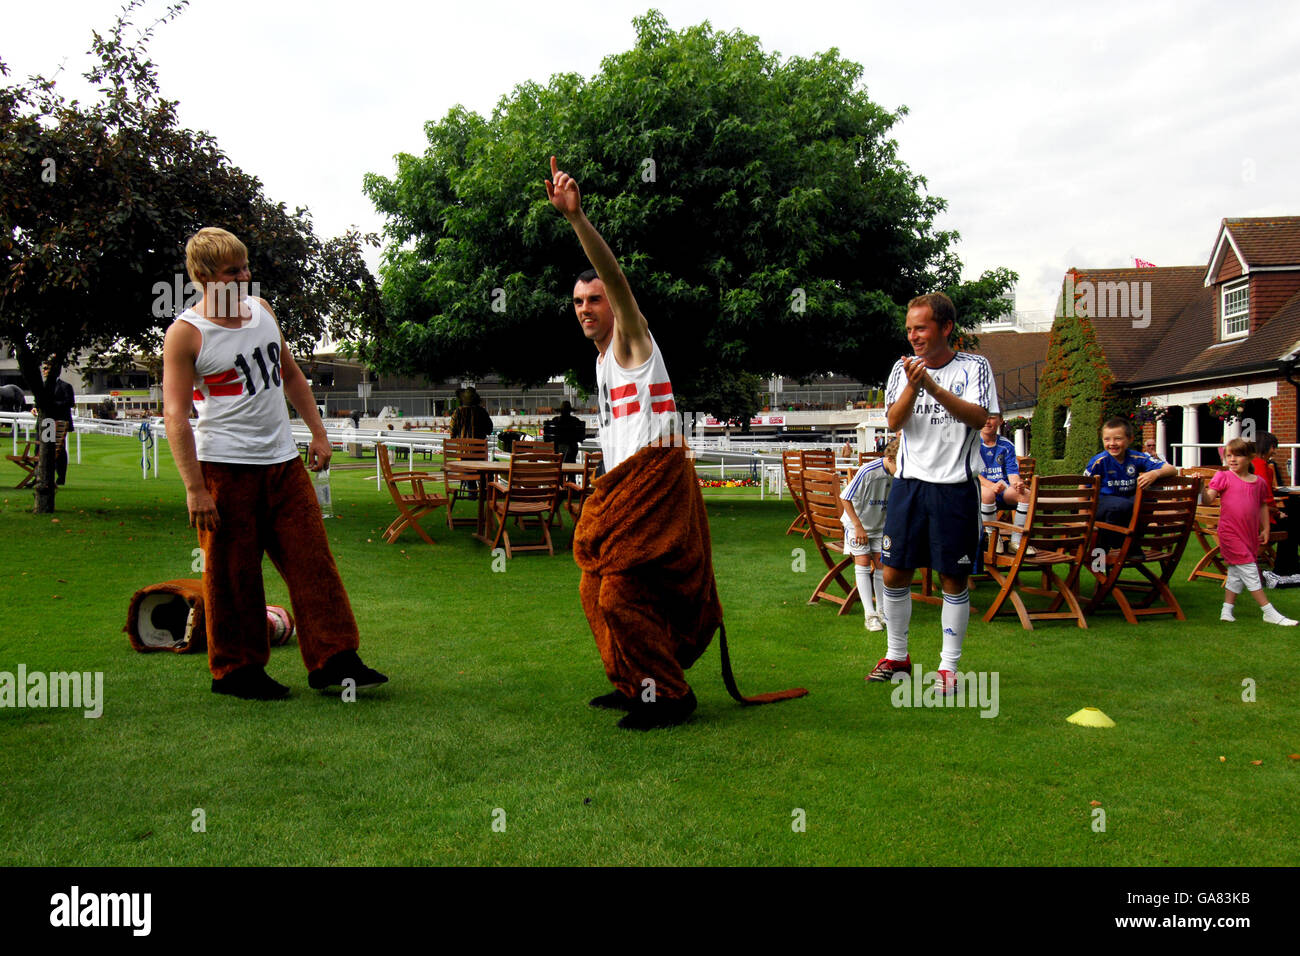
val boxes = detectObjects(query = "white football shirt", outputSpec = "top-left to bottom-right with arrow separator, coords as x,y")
884,351 -> 998,485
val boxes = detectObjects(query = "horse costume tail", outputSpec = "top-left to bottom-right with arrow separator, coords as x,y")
717,622 -> 808,705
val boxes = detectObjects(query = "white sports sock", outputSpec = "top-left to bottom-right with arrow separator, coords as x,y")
874,567 -> 886,618
1220,603 -> 1235,622
1012,502 -> 1029,547
980,502 -> 997,520
855,564 -> 876,620
883,585 -> 911,660
1262,604 -> 1296,625
939,589 -> 970,671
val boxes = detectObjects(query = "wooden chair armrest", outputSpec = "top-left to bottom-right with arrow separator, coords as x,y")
1093,520 -> 1129,535
390,472 -> 443,485
983,519 -> 1017,533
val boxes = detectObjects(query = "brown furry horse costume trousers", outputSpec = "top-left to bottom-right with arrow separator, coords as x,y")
197,459 -> 359,680
573,445 -> 722,701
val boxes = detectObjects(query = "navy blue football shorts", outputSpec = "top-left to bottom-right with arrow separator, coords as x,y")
881,477 -> 982,577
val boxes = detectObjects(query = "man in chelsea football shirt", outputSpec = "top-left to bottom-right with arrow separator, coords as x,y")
868,293 -> 996,695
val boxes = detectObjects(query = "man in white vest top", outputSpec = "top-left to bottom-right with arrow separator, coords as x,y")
545,157 -> 715,730
162,227 -> 386,700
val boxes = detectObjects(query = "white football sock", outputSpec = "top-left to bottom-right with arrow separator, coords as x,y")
855,564 -> 875,620
1220,603 -> 1235,622
874,567 -> 886,618
1012,502 -> 1029,548
883,585 -> 911,660
939,589 -> 970,671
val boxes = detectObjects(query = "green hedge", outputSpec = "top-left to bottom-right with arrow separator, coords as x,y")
1032,281 -> 1134,475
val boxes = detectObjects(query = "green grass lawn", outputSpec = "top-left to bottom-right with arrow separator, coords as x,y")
1,434 -> 1296,866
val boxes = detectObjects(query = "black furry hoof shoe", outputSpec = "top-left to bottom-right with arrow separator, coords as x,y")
308,649 -> 389,693
588,690 -> 634,711
617,690 -> 697,731
212,665 -> 290,700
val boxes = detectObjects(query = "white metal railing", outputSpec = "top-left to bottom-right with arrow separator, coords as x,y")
1168,441 -> 1298,481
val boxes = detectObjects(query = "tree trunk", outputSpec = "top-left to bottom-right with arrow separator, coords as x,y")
32,440 -> 57,514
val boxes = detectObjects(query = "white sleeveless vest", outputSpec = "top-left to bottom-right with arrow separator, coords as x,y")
178,299 -> 299,465
595,334 -> 681,471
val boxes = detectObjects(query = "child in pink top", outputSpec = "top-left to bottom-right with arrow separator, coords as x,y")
1203,438 -> 1297,625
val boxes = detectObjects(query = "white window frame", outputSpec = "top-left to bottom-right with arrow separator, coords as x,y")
1221,279 -> 1249,340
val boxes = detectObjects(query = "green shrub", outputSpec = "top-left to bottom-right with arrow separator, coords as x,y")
1032,276 -> 1130,474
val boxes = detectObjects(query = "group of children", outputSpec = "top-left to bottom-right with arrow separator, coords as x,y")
837,414 -> 1297,637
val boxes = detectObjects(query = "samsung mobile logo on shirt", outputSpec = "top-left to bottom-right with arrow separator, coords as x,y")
49,886 -> 151,936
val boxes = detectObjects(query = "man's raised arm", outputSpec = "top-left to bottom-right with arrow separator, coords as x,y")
545,155 -> 651,366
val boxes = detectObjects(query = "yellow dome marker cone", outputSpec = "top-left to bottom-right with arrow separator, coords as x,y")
1067,706 -> 1116,728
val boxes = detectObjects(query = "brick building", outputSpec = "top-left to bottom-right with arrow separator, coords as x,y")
1049,216 -> 1300,473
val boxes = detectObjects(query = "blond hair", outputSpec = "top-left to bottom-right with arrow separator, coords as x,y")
883,437 -> 900,460
185,227 -> 248,285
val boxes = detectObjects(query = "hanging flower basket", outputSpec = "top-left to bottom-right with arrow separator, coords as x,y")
1004,416 -> 1031,433
1206,394 -> 1246,422
1134,401 -> 1168,425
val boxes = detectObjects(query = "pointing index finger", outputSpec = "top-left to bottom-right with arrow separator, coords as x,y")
550,155 -> 559,178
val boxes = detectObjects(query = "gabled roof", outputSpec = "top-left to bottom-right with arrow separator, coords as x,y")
1146,287 -> 1300,386
1063,266 -> 1206,383
1204,217 -> 1300,286
1058,261 -> 1300,389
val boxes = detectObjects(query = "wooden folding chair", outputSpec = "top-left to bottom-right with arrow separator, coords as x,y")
489,456 -> 564,557
442,437 -> 488,529
1085,475 -> 1201,623
503,448 -> 566,527
563,451 -> 602,526
799,468 -> 859,615
376,442 -> 448,545
801,448 -> 838,496
6,441 -> 39,488
982,474 -> 1100,629
782,450 -> 809,536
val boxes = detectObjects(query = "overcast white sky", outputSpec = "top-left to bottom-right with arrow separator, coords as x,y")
6,0 -> 1299,316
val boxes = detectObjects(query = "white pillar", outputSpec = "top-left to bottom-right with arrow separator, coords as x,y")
1014,428 -> 1027,457
1224,418 -> 1242,442
1183,404 -> 1200,467
1155,418 -> 1168,462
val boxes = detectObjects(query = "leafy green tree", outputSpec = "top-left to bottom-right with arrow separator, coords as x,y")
359,9 -> 1014,416
0,1 -> 378,512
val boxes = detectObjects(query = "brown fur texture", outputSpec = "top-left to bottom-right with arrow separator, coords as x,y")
574,445 -> 721,701
124,578 -> 207,653
124,578 -> 295,653
196,459 -> 358,679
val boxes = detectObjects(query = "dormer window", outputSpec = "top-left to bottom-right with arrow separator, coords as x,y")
1221,279 -> 1249,340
